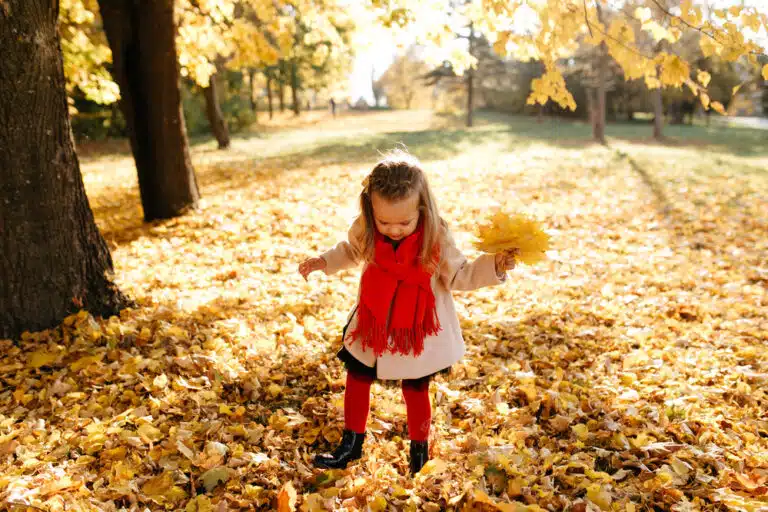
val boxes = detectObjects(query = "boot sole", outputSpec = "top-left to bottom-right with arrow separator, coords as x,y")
313,456 -> 361,470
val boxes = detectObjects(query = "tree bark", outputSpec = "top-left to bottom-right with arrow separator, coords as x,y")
278,62 -> 286,112
590,5 -> 608,144
652,85 -> 664,140
97,0 -> 200,222
1,0 -> 129,339
466,22 -> 475,128
203,73 -> 231,149
248,69 -> 258,114
291,60 -> 300,116
591,44 -> 608,144
267,75 -> 274,119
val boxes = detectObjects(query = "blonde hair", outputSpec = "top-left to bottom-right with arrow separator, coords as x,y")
358,149 -> 442,270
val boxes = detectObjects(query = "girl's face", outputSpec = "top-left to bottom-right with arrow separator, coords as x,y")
371,191 -> 420,241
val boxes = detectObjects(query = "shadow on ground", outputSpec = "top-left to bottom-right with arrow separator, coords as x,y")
88,110 -> 768,247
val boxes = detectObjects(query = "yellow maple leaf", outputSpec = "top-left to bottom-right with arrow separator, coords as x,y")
659,54 -> 690,88
586,483 -> 612,510
69,354 -> 103,371
474,211 -> 550,264
700,92 -> 711,110
700,36 -> 720,57
572,423 -> 589,441
28,350 -> 58,369
367,496 -> 388,512
186,495 -> 213,512
634,7 -> 651,22
697,70 -> 711,88
762,64 -> 768,81
711,101 -> 727,115
141,471 -> 187,504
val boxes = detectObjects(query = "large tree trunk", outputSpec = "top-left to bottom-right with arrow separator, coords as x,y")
1,0 -> 129,339
97,0 -> 200,222
291,60 -> 300,116
652,85 -> 664,140
203,73 -> 231,149
466,22 -> 475,128
267,75 -> 274,119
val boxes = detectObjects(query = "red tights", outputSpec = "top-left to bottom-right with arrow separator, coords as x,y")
343,371 -> 431,441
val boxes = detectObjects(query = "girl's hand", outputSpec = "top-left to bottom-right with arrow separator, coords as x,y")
495,249 -> 519,275
299,257 -> 327,281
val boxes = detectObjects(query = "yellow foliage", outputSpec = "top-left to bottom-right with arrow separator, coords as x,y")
657,54 -> 690,89
711,101 -> 727,115
697,70 -> 711,88
474,212 -> 550,265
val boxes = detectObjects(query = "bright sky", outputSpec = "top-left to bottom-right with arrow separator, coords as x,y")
348,43 -> 397,104
347,1 -> 767,104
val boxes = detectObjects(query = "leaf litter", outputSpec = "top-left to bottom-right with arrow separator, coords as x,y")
1,112 -> 766,511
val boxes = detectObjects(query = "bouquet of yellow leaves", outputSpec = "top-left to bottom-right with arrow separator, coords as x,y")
474,211 -> 550,265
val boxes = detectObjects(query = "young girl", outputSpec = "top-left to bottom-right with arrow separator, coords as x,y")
298,150 -> 517,475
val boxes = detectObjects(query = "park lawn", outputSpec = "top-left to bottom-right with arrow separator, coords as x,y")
1,110 -> 766,511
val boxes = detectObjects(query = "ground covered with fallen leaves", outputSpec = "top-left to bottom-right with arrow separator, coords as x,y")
1,111 -> 766,511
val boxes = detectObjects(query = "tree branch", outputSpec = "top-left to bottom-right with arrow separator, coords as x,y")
649,0 -> 765,58
583,0 -> 593,38
582,13 -> 655,62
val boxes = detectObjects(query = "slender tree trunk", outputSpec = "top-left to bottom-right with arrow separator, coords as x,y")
466,22 -> 475,128
590,45 -> 608,144
203,73 -> 231,149
248,69 -> 258,113
371,66 -> 381,107
652,85 -> 664,140
278,62 -> 286,112
98,0 -> 199,221
291,60 -> 300,116
591,5 -> 608,144
1,0 -> 129,339
267,75 -> 274,119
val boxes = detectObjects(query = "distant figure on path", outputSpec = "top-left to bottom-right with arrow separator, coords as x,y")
330,98 -> 336,117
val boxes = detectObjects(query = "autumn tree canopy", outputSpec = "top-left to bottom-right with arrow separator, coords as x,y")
372,0 -> 768,115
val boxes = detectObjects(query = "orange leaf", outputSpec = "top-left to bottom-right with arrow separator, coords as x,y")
277,481 -> 297,512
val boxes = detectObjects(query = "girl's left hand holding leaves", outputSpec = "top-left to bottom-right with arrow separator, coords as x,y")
494,248 -> 519,274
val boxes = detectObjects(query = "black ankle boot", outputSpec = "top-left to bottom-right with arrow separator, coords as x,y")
313,430 -> 365,469
410,440 -> 429,475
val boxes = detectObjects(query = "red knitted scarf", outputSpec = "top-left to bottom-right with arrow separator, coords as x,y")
349,223 -> 441,357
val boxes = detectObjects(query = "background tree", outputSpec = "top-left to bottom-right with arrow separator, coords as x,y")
374,0 -> 768,138
1,0 -> 128,339
377,48 -> 433,109
176,0 -> 239,149
97,0 -> 200,221
60,0 -> 120,112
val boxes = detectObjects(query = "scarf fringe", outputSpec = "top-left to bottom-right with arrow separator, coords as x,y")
350,301 -> 442,357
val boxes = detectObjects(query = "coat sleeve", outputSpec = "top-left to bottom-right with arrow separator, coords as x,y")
320,216 -> 365,275
438,221 -> 507,291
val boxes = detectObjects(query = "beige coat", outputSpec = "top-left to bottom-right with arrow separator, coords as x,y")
321,217 -> 507,380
